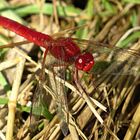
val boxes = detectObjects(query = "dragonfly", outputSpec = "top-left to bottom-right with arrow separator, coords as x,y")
0,16 -> 139,137
0,15 -> 96,136
0,16 -> 94,72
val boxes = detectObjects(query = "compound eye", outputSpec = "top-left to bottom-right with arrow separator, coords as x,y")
75,52 -> 94,72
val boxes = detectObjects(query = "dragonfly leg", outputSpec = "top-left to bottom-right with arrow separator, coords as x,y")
42,48 -> 49,68
73,68 -> 86,96
39,48 -> 49,81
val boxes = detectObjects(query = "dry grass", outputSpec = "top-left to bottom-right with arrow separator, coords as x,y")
0,0 -> 140,140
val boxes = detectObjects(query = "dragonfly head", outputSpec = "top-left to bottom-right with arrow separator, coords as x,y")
75,52 -> 94,72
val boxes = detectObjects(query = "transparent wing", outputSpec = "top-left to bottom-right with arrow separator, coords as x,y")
72,38 -> 140,57
30,68 -> 52,131
72,38 -> 140,76
29,72 -> 44,132
48,53 -> 69,136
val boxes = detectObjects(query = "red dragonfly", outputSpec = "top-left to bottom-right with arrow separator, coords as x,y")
0,16 -> 139,137
0,16 -> 94,72
0,15 -> 96,136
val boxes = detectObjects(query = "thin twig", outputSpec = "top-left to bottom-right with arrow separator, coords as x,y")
0,58 -> 20,71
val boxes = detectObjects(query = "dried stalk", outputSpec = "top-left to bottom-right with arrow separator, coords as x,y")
0,58 -> 19,71
6,56 -> 25,140
124,103 -> 140,140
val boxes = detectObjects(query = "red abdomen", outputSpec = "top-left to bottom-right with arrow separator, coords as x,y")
50,38 -> 81,62
0,16 -> 52,49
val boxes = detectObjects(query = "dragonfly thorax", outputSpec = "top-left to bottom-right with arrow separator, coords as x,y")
49,38 -> 94,72
49,37 -> 81,62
